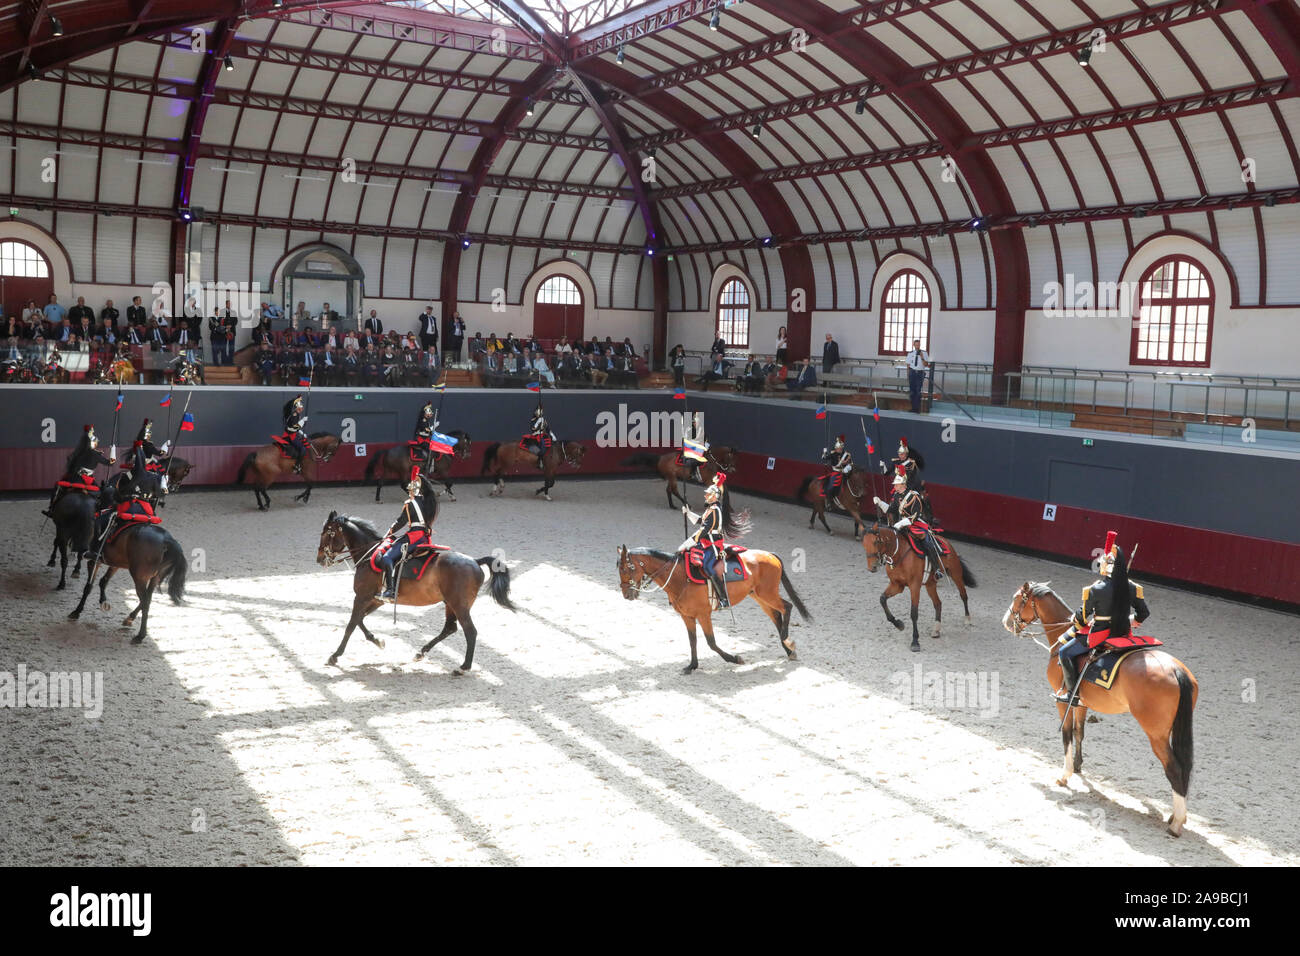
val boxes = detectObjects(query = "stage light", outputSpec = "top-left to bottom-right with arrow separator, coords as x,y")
709,7 -> 721,31
461,236 -> 472,249
224,55 -> 235,72
616,43 -> 625,63
27,62 -> 40,80
526,99 -> 534,116
750,123 -> 762,138
855,98 -> 866,115
761,236 -> 773,247
50,15 -> 64,37
1077,45 -> 1093,67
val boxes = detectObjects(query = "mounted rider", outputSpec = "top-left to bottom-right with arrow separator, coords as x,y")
44,424 -> 115,517
375,475 -> 439,602
679,471 -> 751,609
125,418 -> 169,477
1055,531 -> 1151,705
410,401 -> 439,476
820,434 -> 853,504
521,401 -> 554,470
883,436 -> 930,519
874,465 -> 946,580
85,443 -> 164,560
279,395 -> 310,473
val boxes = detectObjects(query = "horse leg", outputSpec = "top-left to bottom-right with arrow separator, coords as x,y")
374,473 -> 383,503
949,553 -> 973,626
879,579 -> 906,634
357,615 -> 384,650
679,614 -> 700,674
817,504 -> 833,535
454,609 -> 478,673
1056,701 -> 1076,787
55,539 -> 69,590
98,567 -> 117,611
415,610 -> 458,662
442,477 -> 455,502
129,578 -> 156,645
69,562 -> 99,619
925,578 -> 942,639
1133,687 -> 1193,837
71,549 -> 83,580
700,612 -> 742,668
908,580 -> 922,652
1071,706 -> 1087,775
665,480 -> 676,511
329,594 -> 378,666
755,591 -> 796,660
47,537 -> 58,568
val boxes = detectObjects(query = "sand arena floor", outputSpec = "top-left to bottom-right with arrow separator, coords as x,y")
1,475 -> 1296,866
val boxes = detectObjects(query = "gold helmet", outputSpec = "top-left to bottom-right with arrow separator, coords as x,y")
1098,531 -> 1119,577
897,436 -> 909,460
704,470 -> 726,502
892,464 -> 907,489
407,477 -> 422,497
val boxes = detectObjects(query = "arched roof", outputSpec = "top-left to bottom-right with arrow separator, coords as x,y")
0,0 -> 1296,314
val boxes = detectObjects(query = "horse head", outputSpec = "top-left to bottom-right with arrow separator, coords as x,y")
563,441 -> 586,468
313,433 -> 342,462
616,544 -> 640,600
712,446 -> 737,472
862,523 -> 891,574
317,511 -> 348,567
1003,581 -> 1054,638
453,431 -> 472,459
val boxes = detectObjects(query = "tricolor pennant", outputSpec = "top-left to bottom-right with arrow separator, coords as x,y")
429,430 -> 458,455
159,393 -> 171,407
526,381 -> 542,392
180,412 -> 195,432
115,392 -> 124,411
871,405 -> 880,422
682,437 -> 708,462
672,387 -> 685,400
814,405 -> 827,420
298,376 -> 311,387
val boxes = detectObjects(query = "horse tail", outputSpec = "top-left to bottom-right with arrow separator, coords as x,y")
795,475 -> 815,504
1170,667 -> 1195,797
481,443 -> 501,475
364,449 -> 384,480
162,533 -> 188,605
780,566 -> 813,623
958,556 -> 977,588
236,452 -> 256,485
620,453 -> 661,469
477,556 -> 516,611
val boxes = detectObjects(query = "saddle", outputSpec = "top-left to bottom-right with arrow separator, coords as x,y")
407,440 -> 429,462
57,477 -> 99,493
683,545 -> 749,584
368,541 -> 450,581
903,524 -> 949,556
1081,637 -> 1164,690
271,434 -> 302,458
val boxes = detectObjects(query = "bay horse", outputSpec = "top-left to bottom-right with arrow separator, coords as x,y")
481,439 -> 586,500
236,431 -> 340,510
621,445 -> 737,510
68,522 -> 188,645
862,523 -> 975,651
796,466 -> 874,537
104,456 -> 194,500
616,544 -> 811,674
1002,582 -> 1198,836
363,430 -> 471,502
316,510 -> 515,671
47,489 -> 95,589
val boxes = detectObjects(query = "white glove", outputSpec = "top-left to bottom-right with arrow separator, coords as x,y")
301,415 -> 309,424
872,496 -> 882,506
160,440 -> 171,454
110,444 -> 117,460
160,475 -> 170,492
681,505 -> 689,514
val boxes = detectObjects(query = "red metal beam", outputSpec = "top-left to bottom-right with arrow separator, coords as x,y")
568,0 -> 716,61
175,19 -> 234,213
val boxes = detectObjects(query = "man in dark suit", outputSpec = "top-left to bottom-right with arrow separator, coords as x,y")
68,297 -> 94,328
100,300 -> 121,338
786,361 -> 817,392
448,313 -> 465,364
362,345 -> 383,387
126,296 -> 147,328
220,300 -> 238,365
740,354 -> 765,393
364,309 -> 384,336
342,345 -> 361,387
822,333 -> 840,374
417,306 -> 438,353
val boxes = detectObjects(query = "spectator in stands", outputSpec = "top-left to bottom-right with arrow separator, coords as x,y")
364,309 -> 383,336
21,300 -> 40,333
533,351 -> 555,387
739,354 -> 765,394
125,321 -> 143,347
420,346 -> 440,387
319,302 -> 340,327
764,358 -> 786,392
252,314 -> 274,347
786,360 -> 817,392
775,326 -> 788,364
671,344 -> 686,387
449,313 -> 465,364
276,338 -> 296,383
696,353 -> 730,392
417,305 -> 438,353
589,351 -> 609,387
342,345 -> 361,386
126,296 -> 147,330
469,332 -> 485,360
381,341 -> 400,385
256,343 -> 275,385
220,299 -> 238,364
263,301 -> 284,327
69,296 -> 94,329
822,332 -> 840,374
5,316 -> 20,340
622,337 -> 638,361
147,319 -> 167,351
906,337 -> 931,414
710,334 -> 726,363
44,294 -> 66,327
321,344 -> 340,386
207,310 -> 224,365
362,344 -> 383,387
343,329 -> 358,352
292,301 -> 309,329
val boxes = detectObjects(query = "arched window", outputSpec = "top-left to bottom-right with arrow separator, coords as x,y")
716,278 -> 749,349
1131,256 -> 1212,367
879,270 -> 930,355
536,274 -> 581,305
0,240 -> 50,277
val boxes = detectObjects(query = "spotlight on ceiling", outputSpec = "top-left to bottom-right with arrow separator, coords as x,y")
50,15 -> 64,37
646,247 -> 656,257
223,54 -> 234,72
616,43 -> 625,64
1026,216 -> 1040,228
750,122 -> 762,138
761,236 -> 773,247
273,0 -> 283,7
525,99 -> 534,116
461,236 -> 472,249
322,12 -> 332,24
1265,194 -> 1277,207
1133,207 -> 1147,218
179,208 -> 193,222
968,217 -> 986,233
855,98 -> 866,115
709,7 -> 721,31
27,62 -> 40,81
1076,45 -> 1093,67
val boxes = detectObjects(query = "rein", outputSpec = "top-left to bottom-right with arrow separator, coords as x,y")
1011,590 -> 1066,651
321,517 -> 383,569
626,553 -> 681,595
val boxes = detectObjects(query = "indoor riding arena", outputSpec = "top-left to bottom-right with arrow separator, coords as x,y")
2,0 -> 1298,876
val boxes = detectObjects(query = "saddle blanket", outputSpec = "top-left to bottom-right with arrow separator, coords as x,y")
904,527 -> 949,556
368,542 -> 450,581
272,434 -> 304,458
684,545 -> 749,584
57,478 -> 99,493
1083,636 -> 1163,690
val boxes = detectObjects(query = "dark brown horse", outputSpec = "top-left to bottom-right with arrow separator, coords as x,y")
104,456 -> 193,500
316,511 -> 515,671
68,522 -> 188,645
1002,582 -> 1198,836
481,439 -> 585,500
796,467 -> 874,537
236,432 -> 340,510
47,489 -> 95,589
862,523 -> 975,651
616,544 -> 811,674
621,445 -> 737,510
364,430 -> 471,502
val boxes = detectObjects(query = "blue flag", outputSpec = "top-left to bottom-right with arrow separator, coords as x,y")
815,405 -> 826,420
159,393 -> 171,407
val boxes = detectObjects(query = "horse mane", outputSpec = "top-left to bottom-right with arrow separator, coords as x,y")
630,547 -> 675,562
308,430 -> 331,440
342,514 -> 381,538
447,429 -> 469,440
1027,581 -> 1055,597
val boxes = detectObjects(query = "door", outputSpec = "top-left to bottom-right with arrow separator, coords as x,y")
2,275 -> 54,322
532,275 -> 584,342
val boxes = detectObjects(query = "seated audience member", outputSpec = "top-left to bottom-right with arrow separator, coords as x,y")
100,300 -> 120,335
421,346 -> 440,387
738,354 -> 765,394
533,351 -> 555,387
256,344 -> 276,385
764,360 -> 787,392
362,345 -> 384,386
147,319 -> 167,351
381,343 -> 400,385
343,329 -> 359,352
276,340 -> 298,384
469,333 -> 486,359
696,354 -> 730,391
786,361 -> 817,392
263,301 -> 285,326
342,345 -> 361,386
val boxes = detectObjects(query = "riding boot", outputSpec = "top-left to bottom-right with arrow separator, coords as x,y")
929,537 -> 945,580
42,485 -> 60,518
712,566 -> 730,608
379,566 -> 397,601
1055,652 -> 1081,705
293,453 -> 304,475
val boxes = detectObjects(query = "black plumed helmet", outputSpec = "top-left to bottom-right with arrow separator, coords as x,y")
1107,546 -> 1132,638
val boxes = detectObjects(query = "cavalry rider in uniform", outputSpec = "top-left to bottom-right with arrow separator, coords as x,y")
128,419 -> 169,477
882,436 -> 930,519
410,401 -> 439,477
279,395 -> 310,474
820,434 -> 853,505
85,443 -> 163,560
874,465 -> 946,580
375,476 -> 438,601
680,472 -> 732,608
522,401 -> 554,470
44,425 -> 115,517
1055,531 -> 1151,705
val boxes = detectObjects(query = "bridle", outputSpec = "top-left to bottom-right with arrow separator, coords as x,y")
1008,586 -> 1058,651
620,551 -> 679,596
559,442 -> 583,468
319,518 -> 354,568
707,449 -> 733,473
865,526 -> 898,572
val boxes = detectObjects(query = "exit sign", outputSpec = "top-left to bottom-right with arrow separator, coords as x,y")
1082,438 -> 1094,447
